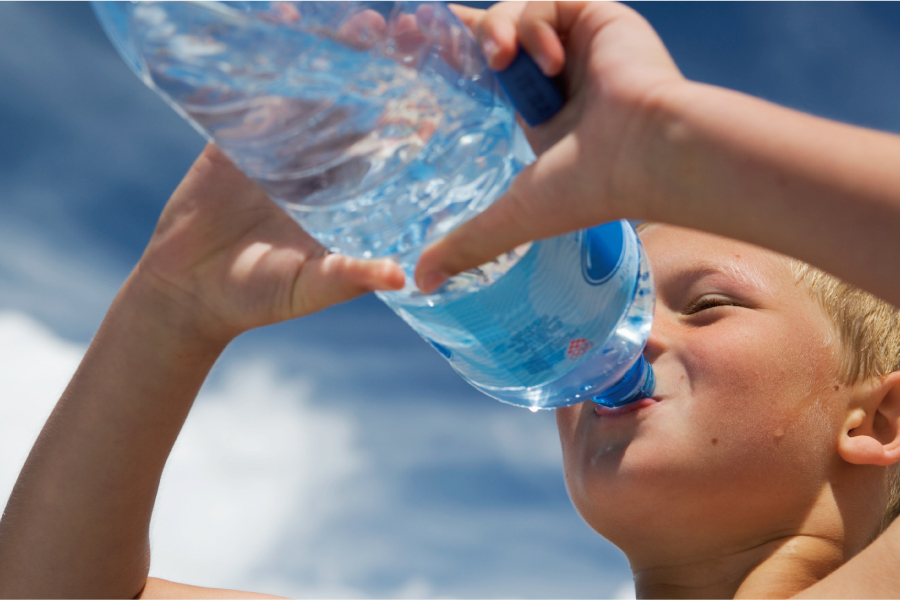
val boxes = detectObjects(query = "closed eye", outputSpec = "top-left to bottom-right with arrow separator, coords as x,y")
684,295 -> 739,315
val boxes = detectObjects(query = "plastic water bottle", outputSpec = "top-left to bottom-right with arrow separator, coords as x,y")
91,1 -> 655,410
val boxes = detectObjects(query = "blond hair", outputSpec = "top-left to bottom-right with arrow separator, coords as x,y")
791,261 -> 900,531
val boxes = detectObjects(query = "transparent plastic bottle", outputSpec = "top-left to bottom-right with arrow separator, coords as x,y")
91,1 -> 655,409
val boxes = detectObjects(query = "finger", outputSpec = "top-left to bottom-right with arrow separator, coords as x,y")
474,2 -> 526,70
292,254 -> 405,317
447,4 -> 483,31
392,11 -> 428,54
421,4 -> 474,76
517,2 -> 570,76
414,134 -> 603,293
335,8 -> 387,50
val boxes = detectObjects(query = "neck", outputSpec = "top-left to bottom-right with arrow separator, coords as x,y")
621,471 -> 889,598
632,534 -> 844,599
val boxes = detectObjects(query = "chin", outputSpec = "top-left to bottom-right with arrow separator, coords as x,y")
567,461 -> 673,533
566,448 -> 730,543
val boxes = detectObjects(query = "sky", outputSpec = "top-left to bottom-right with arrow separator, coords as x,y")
2,2 -> 900,598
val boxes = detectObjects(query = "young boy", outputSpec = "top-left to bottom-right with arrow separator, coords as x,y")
557,223 -> 900,598
414,4 -> 900,597
2,2 -> 900,598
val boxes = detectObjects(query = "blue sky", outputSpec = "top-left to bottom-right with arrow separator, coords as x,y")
2,2 -> 900,598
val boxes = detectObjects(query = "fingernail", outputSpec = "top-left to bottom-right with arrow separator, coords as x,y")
481,38 -> 499,67
418,270 -> 448,293
535,53 -> 555,76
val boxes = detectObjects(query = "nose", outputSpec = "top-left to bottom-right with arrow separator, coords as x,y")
642,303 -> 670,363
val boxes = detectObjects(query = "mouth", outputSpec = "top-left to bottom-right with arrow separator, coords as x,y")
593,397 -> 661,418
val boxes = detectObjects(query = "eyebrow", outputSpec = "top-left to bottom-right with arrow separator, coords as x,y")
678,258 -> 773,295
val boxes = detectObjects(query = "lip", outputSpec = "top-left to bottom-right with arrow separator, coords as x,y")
593,397 -> 661,418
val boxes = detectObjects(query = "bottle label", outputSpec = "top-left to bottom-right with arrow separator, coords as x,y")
388,221 -> 639,389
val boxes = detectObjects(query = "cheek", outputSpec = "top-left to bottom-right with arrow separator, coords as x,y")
679,320 -> 841,481
683,315 -> 827,418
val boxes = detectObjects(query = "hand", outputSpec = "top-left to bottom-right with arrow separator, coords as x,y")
414,1 -> 684,293
136,144 -> 405,344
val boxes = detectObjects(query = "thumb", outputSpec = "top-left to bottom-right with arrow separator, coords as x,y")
414,134 -> 603,293
292,254 -> 405,318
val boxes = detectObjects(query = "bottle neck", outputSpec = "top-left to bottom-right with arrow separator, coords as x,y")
592,355 -> 655,408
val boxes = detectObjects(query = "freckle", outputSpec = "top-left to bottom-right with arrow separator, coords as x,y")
711,438 -> 718,446
834,385 -> 839,391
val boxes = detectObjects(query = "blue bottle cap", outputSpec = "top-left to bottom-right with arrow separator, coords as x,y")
495,47 -> 565,127
592,355 -> 656,408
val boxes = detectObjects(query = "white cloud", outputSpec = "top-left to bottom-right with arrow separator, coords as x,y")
614,580 -> 637,599
150,361 -> 363,597
0,312 -> 84,506
0,312 -> 368,598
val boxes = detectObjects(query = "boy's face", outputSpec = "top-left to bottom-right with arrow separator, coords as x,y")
556,225 -> 848,560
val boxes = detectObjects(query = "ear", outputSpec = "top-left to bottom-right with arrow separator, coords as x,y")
838,371 -> 900,467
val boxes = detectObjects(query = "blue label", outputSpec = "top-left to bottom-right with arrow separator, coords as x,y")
581,222 -> 625,285
381,221 -> 640,389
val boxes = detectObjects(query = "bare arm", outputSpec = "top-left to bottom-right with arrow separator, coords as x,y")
632,80 -> 900,309
0,272 -> 226,598
793,518 -> 900,598
0,145 -> 404,598
417,3 -> 900,310
139,577 -> 280,599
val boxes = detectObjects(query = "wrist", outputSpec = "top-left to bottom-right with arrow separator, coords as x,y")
609,78 -> 708,225
114,265 -> 232,370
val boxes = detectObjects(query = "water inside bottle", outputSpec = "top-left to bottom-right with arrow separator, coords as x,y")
128,1 -> 528,281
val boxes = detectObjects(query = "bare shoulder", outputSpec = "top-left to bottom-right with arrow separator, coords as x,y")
137,577 -> 286,599
792,520 -> 900,598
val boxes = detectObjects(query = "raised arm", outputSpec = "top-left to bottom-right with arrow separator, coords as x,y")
630,79 -> 900,312
0,145 -> 404,598
415,3 -> 900,597
416,2 -> 900,311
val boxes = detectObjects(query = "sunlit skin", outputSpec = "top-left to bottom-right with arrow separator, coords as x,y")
5,1 -> 900,597
556,225 -> 889,598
